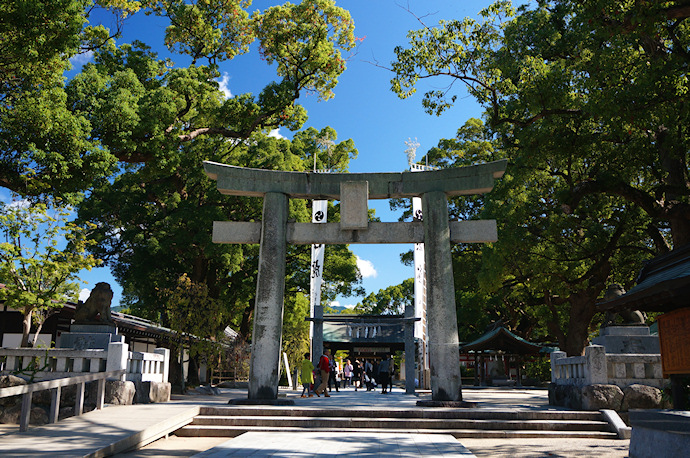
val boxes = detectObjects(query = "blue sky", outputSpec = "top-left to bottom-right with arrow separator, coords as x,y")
65,1 -> 503,307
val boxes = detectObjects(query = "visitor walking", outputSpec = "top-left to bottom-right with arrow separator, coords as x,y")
379,353 -> 394,394
364,359 -> 375,391
300,352 -> 315,397
343,359 -> 353,387
328,356 -> 339,392
315,349 -> 331,397
353,359 -> 361,391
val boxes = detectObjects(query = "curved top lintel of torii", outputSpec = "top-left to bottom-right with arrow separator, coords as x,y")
203,159 -> 507,200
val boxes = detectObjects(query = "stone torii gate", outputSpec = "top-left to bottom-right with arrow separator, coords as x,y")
204,160 -> 507,401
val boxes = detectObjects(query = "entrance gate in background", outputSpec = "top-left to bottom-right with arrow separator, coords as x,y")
205,160 -> 506,401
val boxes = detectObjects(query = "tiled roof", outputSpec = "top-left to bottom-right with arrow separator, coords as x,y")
599,243 -> 690,313
459,327 -> 543,355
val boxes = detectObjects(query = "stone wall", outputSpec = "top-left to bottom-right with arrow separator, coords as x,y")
548,383 -> 671,411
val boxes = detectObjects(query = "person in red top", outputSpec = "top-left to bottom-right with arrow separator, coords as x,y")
314,348 -> 331,397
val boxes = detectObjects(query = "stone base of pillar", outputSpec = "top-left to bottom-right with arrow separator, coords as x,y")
416,400 -> 478,408
228,398 -> 295,406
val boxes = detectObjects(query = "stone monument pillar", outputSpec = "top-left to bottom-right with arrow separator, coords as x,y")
422,191 -> 462,401
248,192 -> 289,400
404,303 -> 416,394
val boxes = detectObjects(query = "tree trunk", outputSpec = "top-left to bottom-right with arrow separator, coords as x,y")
179,343 -> 187,393
656,126 -> 690,247
188,353 -> 201,386
239,305 -> 253,338
670,214 -> 690,247
20,308 -> 32,348
31,320 -> 46,348
563,290 -> 599,356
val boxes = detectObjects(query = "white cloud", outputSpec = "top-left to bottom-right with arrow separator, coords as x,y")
356,256 -> 377,279
217,72 -> 232,99
79,288 -> 91,302
329,300 -> 356,309
7,199 -> 30,210
268,128 -> 286,140
69,51 -> 94,67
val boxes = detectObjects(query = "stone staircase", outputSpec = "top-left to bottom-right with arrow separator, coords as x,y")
175,406 -> 619,439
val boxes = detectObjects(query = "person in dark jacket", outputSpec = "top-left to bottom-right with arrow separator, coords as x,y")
378,354 -> 394,394
352,359 -> 362,391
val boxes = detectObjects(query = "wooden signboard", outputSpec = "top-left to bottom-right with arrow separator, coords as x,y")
657,307 -> 690,376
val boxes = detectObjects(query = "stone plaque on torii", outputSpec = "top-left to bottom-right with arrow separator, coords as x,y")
204,160 -> 507,401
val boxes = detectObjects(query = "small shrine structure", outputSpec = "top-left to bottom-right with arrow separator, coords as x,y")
460,326 -> 544,386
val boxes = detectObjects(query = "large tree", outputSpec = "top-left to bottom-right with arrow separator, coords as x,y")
0,0 -> 362,375
394,116 -> 653,355
391,0 -> 689,248
390,1 -> 689,355
63,1 -> 361,361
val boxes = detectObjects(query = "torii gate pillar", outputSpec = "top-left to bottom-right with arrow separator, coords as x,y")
249,192 -> 288,399
423,191 -> 462,400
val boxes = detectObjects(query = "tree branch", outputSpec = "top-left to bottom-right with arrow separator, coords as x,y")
562,179 -> 665,218
177,127 -> 247,142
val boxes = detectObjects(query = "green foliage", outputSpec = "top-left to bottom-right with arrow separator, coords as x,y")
0,200 -> 101,347
282,293 -> 311,374
523,356 -> 551,383
0,0 -> 141,200
150,0 -> 253,64
253,0 -> 355,101
391,0 -> 690,247
356,278 -> 413,315
390,1 -> 690,355
1,0 -> 357,201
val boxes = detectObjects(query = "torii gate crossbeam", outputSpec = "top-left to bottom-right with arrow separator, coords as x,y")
204,160 -> 507,401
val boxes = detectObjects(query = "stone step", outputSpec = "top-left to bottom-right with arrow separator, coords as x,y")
198,406 -> 603,421
176,425 -> 619,440
189,415 -> 609,432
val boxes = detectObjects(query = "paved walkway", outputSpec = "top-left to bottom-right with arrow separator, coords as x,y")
193,431 -> 474,457
0,386 -> 630,457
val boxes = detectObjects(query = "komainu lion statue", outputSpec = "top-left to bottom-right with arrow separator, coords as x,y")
74,282 -> 115,325
603,283 -> 646,326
